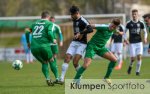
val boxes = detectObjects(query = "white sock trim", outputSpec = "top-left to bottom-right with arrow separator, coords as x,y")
60,63 -> 69,81
136,60 -> 142,72
75,64 -> 80,71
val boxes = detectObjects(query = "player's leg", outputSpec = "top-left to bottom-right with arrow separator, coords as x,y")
41,47 -> 55,86
136,54 -> 142,75
111,43 -> 118,69
74,43 -> 95,80
73,54 -> 82,71
136,42 -> 143,76
24,48 -> 29,63
101,51 -> 117,79
95,48 -> 117,85
73,43 -> 87,71
74,57 -> 92,79
31,48 -> 54,86
29,50 -> 33,63
49,58 -> 59,80
111,43 -> 116,55
128,57 -> 136,74
50,45 -> 59,80
115,43 -> 123,70
127,43 -> 136,74
60,41 -> 76,82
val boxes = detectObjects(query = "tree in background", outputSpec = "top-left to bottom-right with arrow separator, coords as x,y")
0,0 -> 147,16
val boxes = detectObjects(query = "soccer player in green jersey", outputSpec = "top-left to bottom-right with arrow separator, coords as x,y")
74,18 -> 121,85
143,13 -> 150,54
49,16 -> 63,47
49,16 -> 63,84
25,11 -> 59,86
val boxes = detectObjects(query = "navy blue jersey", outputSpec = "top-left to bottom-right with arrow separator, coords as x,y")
111,25 -> 124,43
126,20 -> 146,43
72,16 -> 93,44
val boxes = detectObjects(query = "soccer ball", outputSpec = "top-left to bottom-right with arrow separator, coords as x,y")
12,60 -> 23,70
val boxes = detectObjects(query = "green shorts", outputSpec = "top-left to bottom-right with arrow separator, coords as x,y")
51,45 -> 59,54
31,46 -> 53,63
85,43 -> 109,59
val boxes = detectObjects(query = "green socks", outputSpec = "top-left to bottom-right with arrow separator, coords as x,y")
104,61 -> 116,79
41,58 -> 59,80
49,58 -> 59,80
74,66 -> 86,79
42,63 -> 50,80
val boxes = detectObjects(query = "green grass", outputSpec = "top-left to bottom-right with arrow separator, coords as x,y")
0,58 -> 150,94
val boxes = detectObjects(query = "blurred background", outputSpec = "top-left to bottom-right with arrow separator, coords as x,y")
0,0 -> 150,61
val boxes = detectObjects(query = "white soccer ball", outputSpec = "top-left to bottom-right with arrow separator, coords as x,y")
12,60 -> 23,70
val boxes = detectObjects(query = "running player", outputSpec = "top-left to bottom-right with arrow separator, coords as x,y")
60,5 -> 93,82
74,18 -> 121,85
25,11 -> 58,86
124,9 -> 147,76
110,24 -> 124,70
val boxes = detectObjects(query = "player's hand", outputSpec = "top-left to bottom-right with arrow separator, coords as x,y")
74,32 -> 80,39
59,41 -> 63,47
144,39 -> 147,44
53,39 -> 57,44
124,40 -> 129,45
148,49 -> 150,54
78,34 -> 83,40
114,30 -> 120,35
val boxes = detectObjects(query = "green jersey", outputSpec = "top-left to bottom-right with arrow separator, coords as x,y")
89,24 -> 115,46
30,19 -> 54,48
52,23 -> 63,41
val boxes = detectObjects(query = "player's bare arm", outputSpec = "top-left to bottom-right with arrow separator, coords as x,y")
143,28 -> 147,44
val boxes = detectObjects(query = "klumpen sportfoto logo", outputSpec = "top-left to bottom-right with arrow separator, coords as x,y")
70,82 -> 145,91
65,79 -> 150,94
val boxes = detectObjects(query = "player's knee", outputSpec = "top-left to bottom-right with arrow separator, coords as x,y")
73,58 -> 79,64
53,54 -> 57,58
73,63 -> 78,68
114,58 -> 118,62
131,57 -> 135,62
83,63 -> 90,68
111,57 -> 118,62
137,56 -> 141,61
64,55 -> 72,63
49,58 -> 54,62
83,58 -> 91,68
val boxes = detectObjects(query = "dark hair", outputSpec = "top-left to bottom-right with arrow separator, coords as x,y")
41,11 -> 50,18
143,13 -> 150,19
132,9 -> 138,13
69,5 -> 79,14
50,16 -> 55,19
112,18 -> 120,26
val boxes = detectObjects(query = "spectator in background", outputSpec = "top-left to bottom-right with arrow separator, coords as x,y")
21,28 -> 33,63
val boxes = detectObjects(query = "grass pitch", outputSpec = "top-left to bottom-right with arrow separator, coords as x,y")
0,58 -> 150,94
